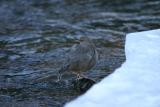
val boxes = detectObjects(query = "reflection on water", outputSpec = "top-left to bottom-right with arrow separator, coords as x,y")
0,0 -> 160,106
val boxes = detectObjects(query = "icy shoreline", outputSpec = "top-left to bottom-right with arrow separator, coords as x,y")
65,29 -> 160,107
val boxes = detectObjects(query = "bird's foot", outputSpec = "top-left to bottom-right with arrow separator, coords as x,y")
76,74 -> 95,81
76,74 -> 89,80
56,73 -> 62,82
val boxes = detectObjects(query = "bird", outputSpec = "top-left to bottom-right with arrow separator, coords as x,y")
33,36 -> 98,83
57,36 -> 98,81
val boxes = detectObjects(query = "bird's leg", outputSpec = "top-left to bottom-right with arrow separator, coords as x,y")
56,73 -> 62,82
76,73 -> 88,79
77,74 -> 95,81
77,73 -> 82,79
80,73 -> 88,79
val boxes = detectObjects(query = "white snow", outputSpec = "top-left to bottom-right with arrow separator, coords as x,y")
65,29 -> 160,107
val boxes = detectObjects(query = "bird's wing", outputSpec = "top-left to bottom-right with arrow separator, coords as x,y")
68,44 -> 94,71
70,43 -> 92,53
69,44 -> 93,61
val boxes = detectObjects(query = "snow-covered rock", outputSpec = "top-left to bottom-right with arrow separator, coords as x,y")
65,29 -> 160,107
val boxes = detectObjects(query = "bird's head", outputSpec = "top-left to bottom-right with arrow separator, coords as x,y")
75,36 -> 92,44
79,36 -> 90,42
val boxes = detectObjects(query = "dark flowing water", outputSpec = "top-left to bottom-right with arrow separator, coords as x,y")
0,0 -> 160,107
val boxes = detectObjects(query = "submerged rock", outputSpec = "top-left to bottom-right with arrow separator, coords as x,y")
72,78 -> 96,94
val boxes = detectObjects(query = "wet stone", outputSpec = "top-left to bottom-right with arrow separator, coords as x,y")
72,78 -> 96,94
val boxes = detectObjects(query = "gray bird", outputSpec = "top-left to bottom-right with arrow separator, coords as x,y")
58,36 -> 98,81
33,36 -> 98,83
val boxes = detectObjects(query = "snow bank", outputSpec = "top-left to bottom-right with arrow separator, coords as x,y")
65,29 -> 160,107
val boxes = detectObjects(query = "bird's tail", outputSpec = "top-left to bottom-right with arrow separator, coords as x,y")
31,64 -> 70,83
57,64 -> 70,81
